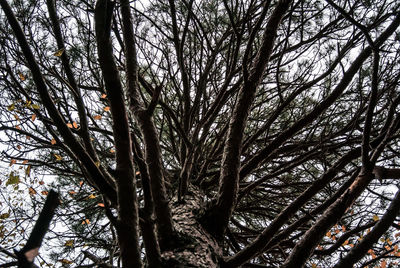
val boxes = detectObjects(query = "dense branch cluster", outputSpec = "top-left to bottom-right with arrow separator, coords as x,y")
0,0 -> 400,267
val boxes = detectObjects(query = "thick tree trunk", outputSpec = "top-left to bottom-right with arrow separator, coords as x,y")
161,186 -> 222,267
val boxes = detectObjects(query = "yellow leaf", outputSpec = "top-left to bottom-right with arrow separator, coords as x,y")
110,148 -> 115,153
342,240 -> 349,246
82,219 -> 90,225
25,165 -> 31,176
311,263 -> 317,268
18,72 -> 25,81
28,187 -> 36,195
373,215 -> 379,222
51,139 -> 56,145
64,240 -> 74,247
67,123 -> 73,128
95,161 -> 100,167
385,245 -> 391,251
31,104 -> 40,109
7,103 -> 15,111
135,171 -> 140,175
93,115 -> 102,120
31,114 -> 36,121
59,259 -> 72,264
72,121 -> 78,128
54,154 -> 63,161
88,194 -> 96,199
100,93 -> 107,99
53,48 -> 65,57
104,106 -> 110,112
13,114 -> 20,121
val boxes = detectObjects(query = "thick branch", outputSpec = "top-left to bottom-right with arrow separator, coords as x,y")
201,0 -> 292,240
119,0 -> 175,251
0,0 -> 117,204
94,0 -> 141,266
16,190 -> 59,268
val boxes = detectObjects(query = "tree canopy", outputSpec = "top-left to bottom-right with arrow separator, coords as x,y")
1,0 -> 400,267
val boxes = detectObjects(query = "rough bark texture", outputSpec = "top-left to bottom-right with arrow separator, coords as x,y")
161,185 -> 221,267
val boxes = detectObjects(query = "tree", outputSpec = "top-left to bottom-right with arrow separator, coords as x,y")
1,0 -> 400,267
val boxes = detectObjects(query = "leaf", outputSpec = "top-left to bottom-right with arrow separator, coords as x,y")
342,240 -> 349,246
31,104 -> 40,110
28,187 -> 37,195
82,219 -> 90,225
104,106 -> 110,112
10,159 -> 17,166
64,240 -> 74,247
95,161 -> 100,167
97,203 -> 105,207
67,123 -> 73,128
93,115 -> 102,120
135,171 -> 140,175
51,138 -> 56,145
13,114 -> 20,121
25,165 -> 31,176
6,172 -> 20,186
100,93 -> 107,99
72,121 -> 78,128
79,181 -> 84,187
22,160 -> 28,164
7,103 -> 15,111
31,114 -> 36,121
380,259 -> 387,268
39,180 -> 44,185
110,148 -> 115,153
59,259 -> 72,264
41,191 -> 48,195
53,48 -> 65,57
18,72 -> 26,81
0,213 -> 10,219
311,263 -> 317,268
15,125 -> 21,130
373,215 -> 380,222
54,154 -> 63,161
68,190 -> 76,195
88,194 -> 96,199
